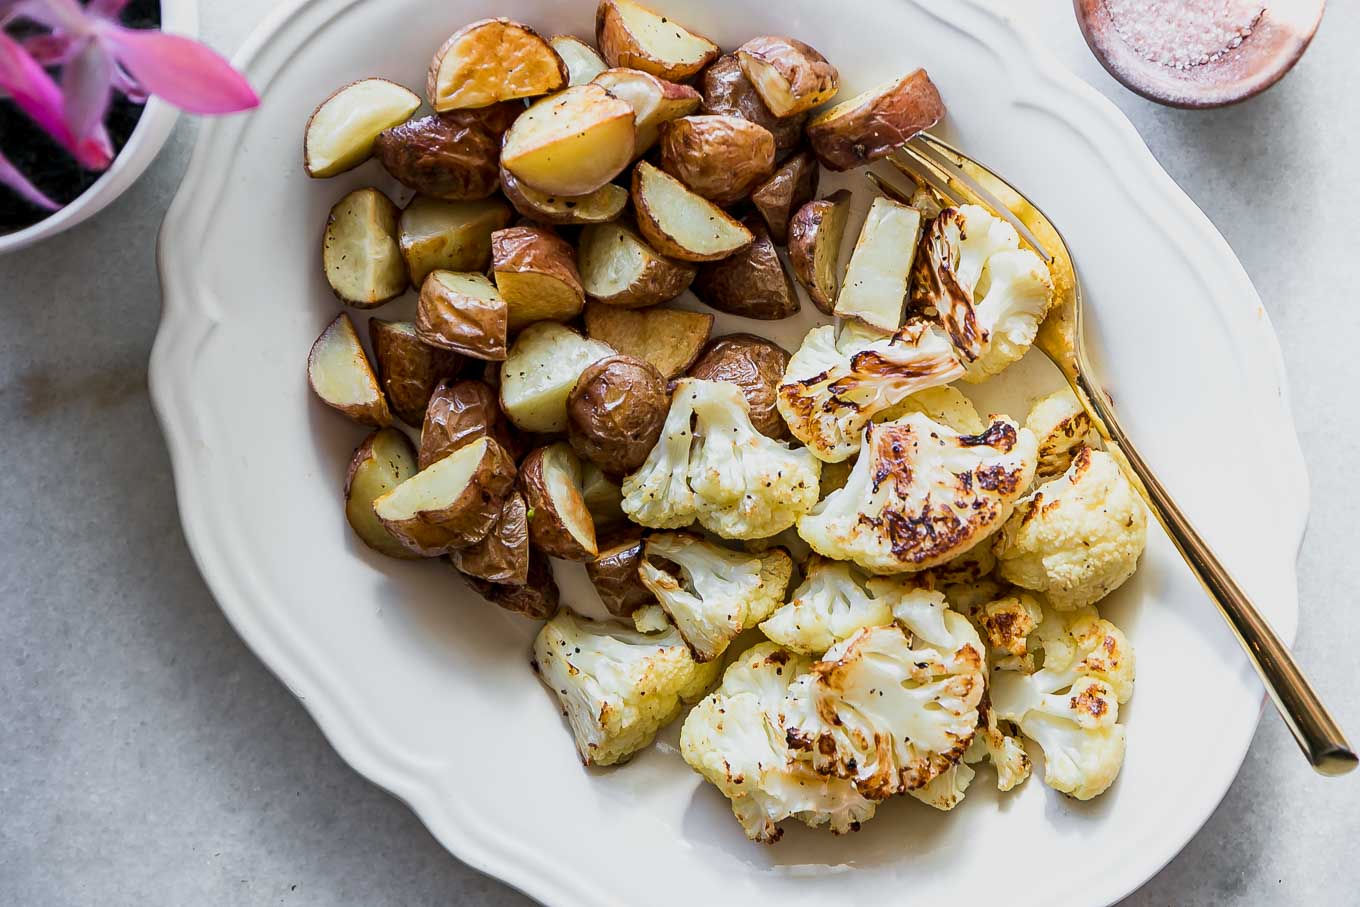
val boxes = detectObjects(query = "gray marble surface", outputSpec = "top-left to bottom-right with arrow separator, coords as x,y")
2,2 -> 1356,905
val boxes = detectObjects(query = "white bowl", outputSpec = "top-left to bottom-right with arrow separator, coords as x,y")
0,0 -> 198,254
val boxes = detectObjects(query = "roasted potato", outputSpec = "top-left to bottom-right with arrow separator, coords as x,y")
787,189 -> 851,315
499,322 -> 614,433
462,549 -> 559,619
419,379 -> 522,469
307,313 -> 391,427
735,37 -> 839,117
415,271 -> 508,361
595,0 -> 719,82
750,149 -> 819,244
499,169 -> 628,226
520,442 -> 599,560
833,196 -> 922,332
806,68 -> 945,170
427,18 -> 567,111
658,115 -> 776,205
369,319 -> 463,427
582,301 -> 712,379
566,354 -> 668,476
591,67 -> 701,154
578,221 -> 696,309
699,54 -> 805,158
631,161 -> 753,263
374,104 -> 519,200
491,226 -> 586,330
551,35 -> 609,86
585,528 -> 654,617
344,428 -> 420,559
686,333 -> 791,439
323,188 -> 407,307
580,462 -> 626,529
500,85 -> 636,197
399,195 -> 513,288
304,78 -> 420,178
449,490 -> 530,584
692,217 -> 799,320
373,436 -> 517,556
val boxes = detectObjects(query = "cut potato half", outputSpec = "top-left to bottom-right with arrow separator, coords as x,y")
751,149 -> 819,244
586,529 -> 654,617
658,114 -> 775,204
787,189 -> 851,315
692,217 -> 799,320
449,490 -> 530,584
375,104 -> 519,201
420,379 -> 522,470
591,67 -> 701,154
735,37 -> 839,118
399,195 -> 513,287
416,271 -> 508,361
578,221 -> 696,308
551,35 -> 609,86
370,319 -> 462,426
345,429 -> 420,559
499,322 -> 614,433
304,78 -> 421,178
580,462 -> 626,529
491,226 -> 586,330
462,549 -> 560,619
631,161 -> 753,262
322,188 -> 407,307
699,54 -> 806,159
583,302 -> 712,379
307,313 -> 391,427
807,68 -> 945,171
596,0 -> 719,82
500,85 -> 636,197
373,435 -> 516,556
834,196 -> 922,332
521,443 -> 599,560
427,18 -> 567,111
499,168 -> 628,225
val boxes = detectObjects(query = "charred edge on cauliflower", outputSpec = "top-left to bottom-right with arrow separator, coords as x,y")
910,208 -> 982,360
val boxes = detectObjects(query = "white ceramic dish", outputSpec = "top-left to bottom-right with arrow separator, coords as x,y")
150,1 -> 1309,905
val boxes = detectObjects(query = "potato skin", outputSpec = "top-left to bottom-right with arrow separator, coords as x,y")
787,190 -> 851,315
735,36 -> 839,117
686,334 -> 791,439
374,104 -> 519,200
586,528 -> 654,618
578,222 -> 697,309
416,271 -> 508,361
658,115 -> 776,205
449,489 -> 529,584
750,149 -> 819,244
806,68 -> 945,171
420,379 -> 522,469
699,54 -> 806,159
463,548 -> 560,619
519,444 -> 598,560
370,320 -> 463,427
491,225 -> 586,329
692,217 -> 799,320
566,355 -> 668,477
344,429 -> 421,559
378,438 -> 517,557
499,168 -> 628,225
594,0 -> 718,82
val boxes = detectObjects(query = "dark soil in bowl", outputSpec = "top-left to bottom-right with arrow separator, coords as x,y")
0,0 -> 162,233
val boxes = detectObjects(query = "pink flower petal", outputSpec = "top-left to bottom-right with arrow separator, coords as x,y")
0,31 -> 112,169
0,148 -> 59,211
22,32 -> 79,66
99,26 -> 258,114
62,38 -> 115,147
89,0 -> 130,19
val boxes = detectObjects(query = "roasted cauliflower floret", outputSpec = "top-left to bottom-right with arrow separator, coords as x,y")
680,643 -> 877,843
995,446 -> 1147,610
973,593 -> 1045,672
532,609 -> 721,766
875,384 -> 985,434
777,322 -> 964,462
908,760 -> 975,811
964,697 -> 1032,792
783,590 -> 985,800
1026,387 -> 1092,480
622,379 -> 821,539
798,412 -> 1038,573
634,532 -> 793,662
912,205 -> 1054,382
759,556 -> 895,654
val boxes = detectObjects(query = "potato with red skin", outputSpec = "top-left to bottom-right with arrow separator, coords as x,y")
369,319 -> 462,426
520,443 -> 599,560
491,226 -> 586,330
344,428 -> 421,559
583,301 -> 713,379
499,169 -> 628,226
750,149 -> 819,244
735,36 -> 839,117
307,313 -> 391,427
419,379 -> 522,469
566,355 -> 668,477
374,103 -> 520,200
699,54 -> 805,158
462,549 -> 559,619
416,271 -> 508,361
323,188 -> 407,308
595,0 -> 719,82
787,189 -> 852,315
427,18 -> 567,111
449,490 -> 529,584
806,69 -> 946,171
586,527 -> 655,618
591,67 -> 701,154
578,221 -> 695,309
658,115 -> 775,205
692,217 -> 799,321
631,161 -> 753,263
686,334 -> 791,439
500,84 -> 636,197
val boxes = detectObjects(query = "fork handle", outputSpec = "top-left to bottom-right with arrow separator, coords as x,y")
1070,370 -> 1357,775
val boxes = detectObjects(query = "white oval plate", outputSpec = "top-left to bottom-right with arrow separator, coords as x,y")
151,1 -> 1309,905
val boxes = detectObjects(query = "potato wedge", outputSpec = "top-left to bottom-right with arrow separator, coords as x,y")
699,54 -> 805,159
304,78 -> 420,178
374,104 -> 519,200
551,35 -> 609,86
369,319 -> 462,426
449,490 -> 529,584
686,333 -> 790,439
323,188 -> 407,307
834,196 -> 922,332
591,67 -> 701,154
416,271 -> 508,361
567,355 -> 668,476
521,443 -> 599,560
580,462 -> 626,529
750,149 -> 819,243
373,436 -> 516,556
787,189 -> 851,315
491,226 -> 586,330
462,549 -> 559,619
595,0 -> 718,82
583,302 -> 711,379
631,161 -> 753,262
500,85 -> 636,197
735,37 -> 839,118
499,168 -> 628,226
345,428 -> 421,559
420,379 -> 522,469
692,217 -> 798,320
806,68 -> 946,170
586,528 -> 654,617
658,115 -> 775,205
308,313 -> 391,426
578,221 -> 695,309
500,322 -> 614,433
427,18 -> 567,111
399,195 -> 512,288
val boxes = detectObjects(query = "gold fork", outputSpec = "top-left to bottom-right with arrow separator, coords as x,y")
879,133 -> 1355,775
